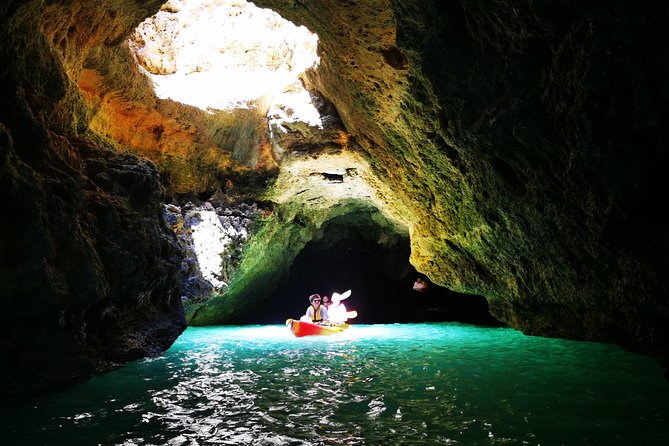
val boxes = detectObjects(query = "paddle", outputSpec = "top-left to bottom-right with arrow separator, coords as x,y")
332,289 -> 352,301
330,290 -> 356,320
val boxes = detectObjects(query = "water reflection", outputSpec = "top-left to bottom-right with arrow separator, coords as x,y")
4,323 -> 669,445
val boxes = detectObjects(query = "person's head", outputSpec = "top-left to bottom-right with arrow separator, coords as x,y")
308,294 -> 322,308
322,295 -> 331,307
413,275 -> 429,292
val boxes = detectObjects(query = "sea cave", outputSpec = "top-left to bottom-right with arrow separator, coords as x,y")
1,0 -> 668,443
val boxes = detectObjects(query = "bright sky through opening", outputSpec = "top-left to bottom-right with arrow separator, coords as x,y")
130,0 -> 322,128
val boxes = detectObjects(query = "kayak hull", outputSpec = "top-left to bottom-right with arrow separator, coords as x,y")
286,319 -> 348,337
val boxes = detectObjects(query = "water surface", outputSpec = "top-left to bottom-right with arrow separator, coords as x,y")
4,323 -> 669,445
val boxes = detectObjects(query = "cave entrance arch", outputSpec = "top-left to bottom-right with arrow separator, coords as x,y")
124,0 -> 500,328
240,206 -> 499,326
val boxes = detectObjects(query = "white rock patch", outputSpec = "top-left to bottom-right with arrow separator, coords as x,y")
188,209 -> 228,291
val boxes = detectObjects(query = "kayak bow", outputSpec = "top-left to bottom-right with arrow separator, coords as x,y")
286,319 -> 348,337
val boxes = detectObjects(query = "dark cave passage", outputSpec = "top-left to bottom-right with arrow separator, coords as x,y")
250,210 -> 502,327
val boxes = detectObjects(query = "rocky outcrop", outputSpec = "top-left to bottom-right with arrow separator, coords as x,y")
0,0 -> 185,395
163,203 -> 215,300
0,127 -> 186,395
163,198 -> 261,309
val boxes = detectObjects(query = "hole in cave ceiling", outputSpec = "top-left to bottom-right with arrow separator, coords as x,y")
129,0 -> 322,131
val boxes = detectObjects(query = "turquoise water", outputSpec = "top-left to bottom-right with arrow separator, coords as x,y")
3,323 -> 669,445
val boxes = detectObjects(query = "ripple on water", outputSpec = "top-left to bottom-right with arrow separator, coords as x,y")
2,323 -> 669,445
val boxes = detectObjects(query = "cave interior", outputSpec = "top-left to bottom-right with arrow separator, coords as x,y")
1,0 -> 668,396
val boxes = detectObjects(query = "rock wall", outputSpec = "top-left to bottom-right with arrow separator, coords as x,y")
0,0 -> 185,395
163,198 -> 261,304
253,0 -> 669,372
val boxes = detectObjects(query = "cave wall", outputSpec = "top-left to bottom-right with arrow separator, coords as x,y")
252,0 -> 669,371
78,43 -> 276,195
0,0 -> 186,395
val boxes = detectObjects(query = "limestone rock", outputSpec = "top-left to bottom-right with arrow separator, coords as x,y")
1,0 -> 185,396
1,131 -> 186,395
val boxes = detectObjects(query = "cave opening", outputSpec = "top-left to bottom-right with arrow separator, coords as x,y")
240,208 -> 501,327
129,0 -> 322,128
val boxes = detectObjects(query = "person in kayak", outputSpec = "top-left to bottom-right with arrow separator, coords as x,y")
300,294 -> 330,324
322,294 -> 332,309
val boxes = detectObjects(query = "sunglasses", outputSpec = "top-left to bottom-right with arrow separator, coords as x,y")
311,300 -> 321,303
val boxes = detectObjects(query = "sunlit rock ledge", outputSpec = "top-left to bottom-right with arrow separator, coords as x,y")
163,199 -> 260,300
1,0 -> 668,395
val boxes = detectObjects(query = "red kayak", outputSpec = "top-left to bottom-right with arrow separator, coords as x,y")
286,319 -> 349,337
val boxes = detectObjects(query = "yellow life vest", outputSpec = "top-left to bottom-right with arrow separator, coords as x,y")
307,306 -> 324,323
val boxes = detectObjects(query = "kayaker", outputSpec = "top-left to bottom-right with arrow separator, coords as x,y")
322,295 -> 332,309
300,294 -> 330,325
413,275 -> 430,293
